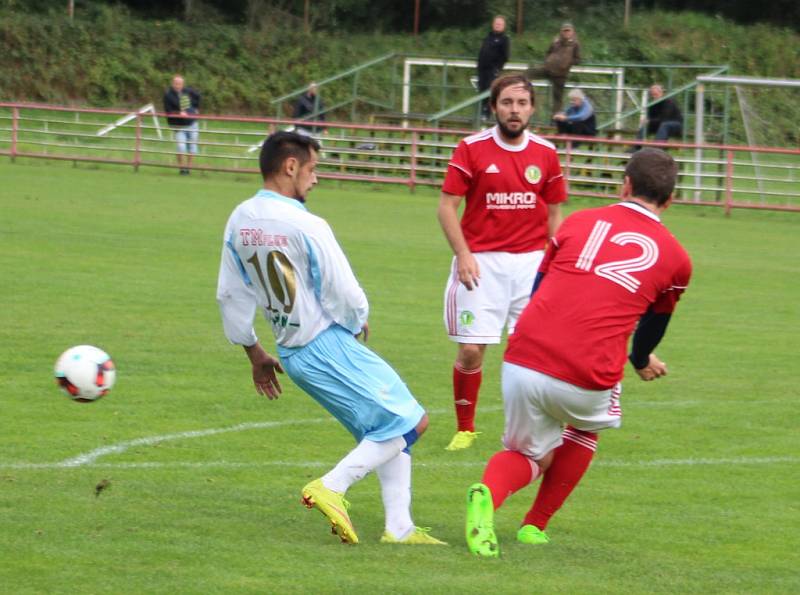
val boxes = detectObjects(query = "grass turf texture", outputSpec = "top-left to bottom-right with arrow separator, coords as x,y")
1,160 -> 798,593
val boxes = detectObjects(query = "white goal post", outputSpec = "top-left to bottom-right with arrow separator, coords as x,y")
693,75 -> 800,200
401,57 -> 625,129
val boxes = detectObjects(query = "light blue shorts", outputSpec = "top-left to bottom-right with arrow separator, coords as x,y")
173,121 -> 199,154
280,325 -> 425,443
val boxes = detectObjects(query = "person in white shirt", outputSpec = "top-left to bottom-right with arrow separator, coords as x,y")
216,131 -> 445,546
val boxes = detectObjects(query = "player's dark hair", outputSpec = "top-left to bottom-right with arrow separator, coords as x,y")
490,74 -> 535,108
259,131 -> 320,179
625,148 -> 678,206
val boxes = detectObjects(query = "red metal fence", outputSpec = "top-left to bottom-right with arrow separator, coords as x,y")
1,102 -> 798,213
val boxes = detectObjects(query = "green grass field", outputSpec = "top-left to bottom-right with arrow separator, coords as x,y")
1,159 -> 798,593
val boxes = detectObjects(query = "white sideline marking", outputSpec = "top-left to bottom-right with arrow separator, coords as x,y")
57,418 -> 330,468
0,397 -> 792,471
1,456 -> 796,471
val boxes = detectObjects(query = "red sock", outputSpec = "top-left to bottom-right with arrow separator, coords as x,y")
453,363 -> 482,432
523,426 -> 598,530
482,450 -> 541,510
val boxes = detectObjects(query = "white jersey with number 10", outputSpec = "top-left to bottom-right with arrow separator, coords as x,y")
216,190 -> 369,350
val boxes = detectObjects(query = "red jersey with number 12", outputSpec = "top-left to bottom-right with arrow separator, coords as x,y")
442,126 -> 567,253
505,202 -> 692,390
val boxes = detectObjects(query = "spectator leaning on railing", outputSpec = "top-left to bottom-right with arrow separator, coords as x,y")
163,74 -> 201,175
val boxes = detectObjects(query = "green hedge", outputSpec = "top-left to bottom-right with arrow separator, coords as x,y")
0,5 -> 797,115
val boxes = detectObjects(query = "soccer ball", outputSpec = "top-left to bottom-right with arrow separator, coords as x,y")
54,345 -> 116,402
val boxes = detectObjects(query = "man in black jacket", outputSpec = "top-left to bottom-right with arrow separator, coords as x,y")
293,82 -> 326,135
639,84 -> 683,142
163,74 -> 201,175
477,16 -> 510,119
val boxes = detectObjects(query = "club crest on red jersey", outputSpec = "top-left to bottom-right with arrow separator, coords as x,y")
524,165 -> 542,184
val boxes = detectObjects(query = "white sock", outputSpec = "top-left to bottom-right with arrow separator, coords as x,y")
322,436 -> 406,494
376,451 -> 414,539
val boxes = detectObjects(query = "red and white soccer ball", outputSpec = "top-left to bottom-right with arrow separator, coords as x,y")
54,345 -> 116,402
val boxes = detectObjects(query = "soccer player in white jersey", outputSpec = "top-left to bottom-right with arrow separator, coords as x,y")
464,149 -> 692,557
216,131 -> 445,546
438,74 -> 567,450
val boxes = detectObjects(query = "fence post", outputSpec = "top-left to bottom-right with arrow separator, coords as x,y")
11,107 -> 19,162
409,131 -> 418,193
134,113 -> 142,172
725,150 -> 734,217
564,139 -> 572,196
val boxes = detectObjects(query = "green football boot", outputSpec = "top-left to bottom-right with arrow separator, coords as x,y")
465,482 -> 499,558
516,524 -> 550,545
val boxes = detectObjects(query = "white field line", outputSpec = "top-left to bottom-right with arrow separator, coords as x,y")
1,456 -> 797,471
55,418 -> 331,468
0,399 -> 793,471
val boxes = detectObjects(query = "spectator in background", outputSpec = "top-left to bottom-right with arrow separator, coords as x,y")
553,88 -> 597,146
293,82 -> 326,135
163,74 -> 200,175
638,84 -> 683,143
526,23 -> 581,115
476,15 -> 511,120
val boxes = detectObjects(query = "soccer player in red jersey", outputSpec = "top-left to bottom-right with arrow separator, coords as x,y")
438,74 -> 567,451
464,148 -> 692,557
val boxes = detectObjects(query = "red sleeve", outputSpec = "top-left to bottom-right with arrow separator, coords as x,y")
442,141 -> 472,196
652,254 -> 692,314
540,148 -> 567,205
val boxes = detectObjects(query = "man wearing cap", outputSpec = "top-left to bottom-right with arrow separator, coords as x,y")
526,23 -> 581,114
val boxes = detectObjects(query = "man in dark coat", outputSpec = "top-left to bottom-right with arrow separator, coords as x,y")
640,84 -> 683,141
526,23 -> 581,115
293,82 -> 326,135
477,16 -> 510,119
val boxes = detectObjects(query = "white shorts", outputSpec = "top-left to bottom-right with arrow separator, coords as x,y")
501,362 -> 622,460
443,251 -> 543,344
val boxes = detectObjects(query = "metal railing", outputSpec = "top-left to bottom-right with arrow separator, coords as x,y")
0,102 -> 797,213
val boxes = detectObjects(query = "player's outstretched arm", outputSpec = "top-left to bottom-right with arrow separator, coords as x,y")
437,192 -> 480,290
243,342 -> 284,399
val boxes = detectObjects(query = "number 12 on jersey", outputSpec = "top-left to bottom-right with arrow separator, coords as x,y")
574,220 -> 659,293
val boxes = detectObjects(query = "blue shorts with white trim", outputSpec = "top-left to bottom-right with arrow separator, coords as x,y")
280,325 -> 425,443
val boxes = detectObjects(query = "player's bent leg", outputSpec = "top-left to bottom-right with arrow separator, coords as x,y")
302,435 -> 407,545
321,435 -> 407,494
465,483 -> 499,557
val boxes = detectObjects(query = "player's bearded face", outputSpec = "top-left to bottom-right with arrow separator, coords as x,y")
494,84 -> 534,139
